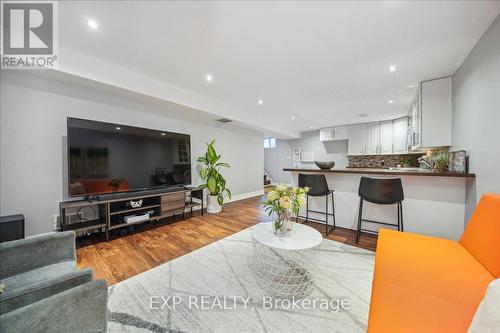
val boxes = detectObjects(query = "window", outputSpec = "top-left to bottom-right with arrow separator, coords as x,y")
264,137 -> 276,149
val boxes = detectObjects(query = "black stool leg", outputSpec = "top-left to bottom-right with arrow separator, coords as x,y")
325,194 -> 329,235
397,202 -> 400,232
400,202 -> 404,232
331,192 -> 336,229
356,198 -> 363,243
304,195 -> 309,224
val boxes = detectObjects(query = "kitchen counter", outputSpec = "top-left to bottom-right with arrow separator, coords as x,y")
283,167 -> 475,240
283,168 -> 475,178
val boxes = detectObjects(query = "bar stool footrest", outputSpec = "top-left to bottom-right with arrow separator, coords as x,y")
359,218 -> 399,227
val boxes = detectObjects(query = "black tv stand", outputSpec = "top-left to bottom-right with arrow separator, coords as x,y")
59,187 -> 204,241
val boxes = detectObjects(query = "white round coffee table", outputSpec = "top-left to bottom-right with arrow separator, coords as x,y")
251,222 -> 322,298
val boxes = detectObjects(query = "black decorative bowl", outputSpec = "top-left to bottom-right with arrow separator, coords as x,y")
315,161 -> 335,169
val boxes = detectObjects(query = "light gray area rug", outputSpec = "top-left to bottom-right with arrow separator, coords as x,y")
107,226 -> 375,333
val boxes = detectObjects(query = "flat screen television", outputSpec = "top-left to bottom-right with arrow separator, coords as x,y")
67,118 -> 191,197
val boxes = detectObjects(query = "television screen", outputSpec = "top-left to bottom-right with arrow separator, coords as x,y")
67,118 -> 191,197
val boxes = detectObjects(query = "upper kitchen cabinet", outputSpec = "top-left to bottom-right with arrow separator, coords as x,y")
392,117 -> 409,154
410,77 -> 452,149
365,122 -> 380,155
319,126 -> 348,141
348,118 -> 407,156
348,123 -> 367,155
379,120 -> 393,154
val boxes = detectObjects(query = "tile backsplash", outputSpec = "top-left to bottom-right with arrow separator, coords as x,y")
348,154 -> 419,168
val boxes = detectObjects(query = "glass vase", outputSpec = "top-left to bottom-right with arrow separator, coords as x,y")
273,210 -> 291,236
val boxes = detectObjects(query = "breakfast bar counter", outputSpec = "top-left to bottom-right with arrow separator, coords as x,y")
284,167 -> 475,240
283,168 -> 475,178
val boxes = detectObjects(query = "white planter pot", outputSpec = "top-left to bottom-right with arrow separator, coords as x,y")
206,195 -> 222,214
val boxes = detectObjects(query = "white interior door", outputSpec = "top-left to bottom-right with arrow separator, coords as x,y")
379,120 -> 393,154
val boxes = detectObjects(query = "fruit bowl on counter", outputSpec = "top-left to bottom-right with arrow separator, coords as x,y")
314,161 -> 335,169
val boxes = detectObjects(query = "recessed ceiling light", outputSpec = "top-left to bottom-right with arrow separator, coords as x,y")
291,116 -> 295,120
389,65 -> 397,72
258,99 -> 263,105
388,100 -> 394,104
161,132 -> 166,136
310,126 -> 314,129
408,84 -> 416,88
87,19 -> 99,30
116,126 -> 121,130
205,74 -> 213,82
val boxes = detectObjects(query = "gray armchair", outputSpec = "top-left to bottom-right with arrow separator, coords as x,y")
0,231 -> 107,332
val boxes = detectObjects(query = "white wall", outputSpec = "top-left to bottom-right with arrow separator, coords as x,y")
264,130 -> 348,184
451,15 -> 500,222
0,71 -> 264,236
264,139 -> 296,184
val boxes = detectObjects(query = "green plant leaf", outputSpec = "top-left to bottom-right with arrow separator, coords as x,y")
199,168 -> 208,179
198,184 -> 207,189
207,175 -> 217,194
216,162 -> 230,168
219,177 -> 226,191
207,142 -> 217,163
225,188 -> 232,199
197,156 -> 208,164
217,195 -> 224,206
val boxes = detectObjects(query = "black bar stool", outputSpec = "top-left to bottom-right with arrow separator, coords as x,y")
297,173 -> 336,235
356,177 -> 404,242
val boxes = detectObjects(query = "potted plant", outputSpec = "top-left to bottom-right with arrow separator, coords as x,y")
197,140 -> 231,214
401,158 -> 412,168
262,185 -> 309,235
432,152 -> 449,173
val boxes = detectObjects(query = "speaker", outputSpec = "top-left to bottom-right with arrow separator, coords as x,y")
0,214 -> 25,242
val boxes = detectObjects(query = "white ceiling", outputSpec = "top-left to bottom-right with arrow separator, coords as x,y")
58,1 -> 500,138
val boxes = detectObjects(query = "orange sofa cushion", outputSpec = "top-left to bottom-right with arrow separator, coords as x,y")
459,193 -> 500,278
368,229 -> 494,333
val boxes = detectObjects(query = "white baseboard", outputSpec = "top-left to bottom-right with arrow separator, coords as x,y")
270,182 -> 292,187
226,189 -> 264,203
189,189 -> 264,211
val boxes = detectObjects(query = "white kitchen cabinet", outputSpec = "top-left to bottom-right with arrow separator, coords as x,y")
333,126 -> 348,140
393,117 -> 409,154
347,118 -> 409,156
348,123 -> 367,155
319,128 -> 335,141
365,122 -> 380,155
320,126 -> 348,141
420,77 -> 452,148
410,77 -> 452,150
379,120 -> 393,154
410,90 -> 421,150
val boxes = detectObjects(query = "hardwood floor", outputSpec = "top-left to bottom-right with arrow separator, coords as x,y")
76,192 -> 377,285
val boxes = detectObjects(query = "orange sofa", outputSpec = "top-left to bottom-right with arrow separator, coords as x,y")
368,193 -> 500,333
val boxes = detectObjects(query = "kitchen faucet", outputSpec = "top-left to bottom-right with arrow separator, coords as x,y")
418,156 -> 433,169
